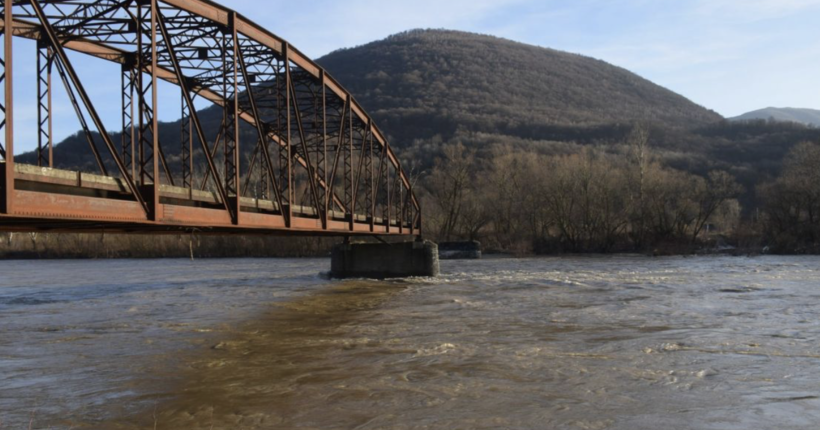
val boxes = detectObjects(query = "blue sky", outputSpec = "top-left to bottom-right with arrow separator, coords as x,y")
7,0 -> 820,153
222,0 -> 820,117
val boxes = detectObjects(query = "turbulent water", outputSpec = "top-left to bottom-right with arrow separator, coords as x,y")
1,256 -> 820,429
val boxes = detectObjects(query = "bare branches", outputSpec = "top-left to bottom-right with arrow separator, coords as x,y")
760,141 -> 820,250
420,134 -> 744,254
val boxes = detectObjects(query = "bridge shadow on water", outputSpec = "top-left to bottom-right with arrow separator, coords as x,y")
94,280 -> 409,430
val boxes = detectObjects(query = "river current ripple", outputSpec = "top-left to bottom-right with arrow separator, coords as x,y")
1,256 -> 820,429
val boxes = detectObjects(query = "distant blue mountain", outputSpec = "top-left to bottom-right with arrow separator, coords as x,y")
730,107 -> 820,126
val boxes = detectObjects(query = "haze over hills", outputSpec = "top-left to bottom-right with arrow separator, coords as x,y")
730,107 -> 820,126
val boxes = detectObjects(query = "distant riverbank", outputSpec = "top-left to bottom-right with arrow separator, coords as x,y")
0,232 -> 336,260
0,232 -> 791,261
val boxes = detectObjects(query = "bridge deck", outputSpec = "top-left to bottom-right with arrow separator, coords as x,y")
0,162 -> 415,236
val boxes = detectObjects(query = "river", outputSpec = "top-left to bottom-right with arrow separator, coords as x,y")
1,256 -> 820,429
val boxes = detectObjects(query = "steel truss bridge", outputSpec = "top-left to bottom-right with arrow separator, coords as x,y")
0,0 -> 422,237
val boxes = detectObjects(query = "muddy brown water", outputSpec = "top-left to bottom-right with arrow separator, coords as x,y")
1,256 -> 820,429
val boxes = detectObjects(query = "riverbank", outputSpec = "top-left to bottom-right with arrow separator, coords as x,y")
0,232 -> 794,260
0,232 -> 336,260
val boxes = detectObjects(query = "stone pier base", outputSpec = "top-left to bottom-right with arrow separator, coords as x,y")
330,240 -> 440,279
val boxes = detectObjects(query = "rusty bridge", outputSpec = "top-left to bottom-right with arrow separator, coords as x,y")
0,0 -> 421,237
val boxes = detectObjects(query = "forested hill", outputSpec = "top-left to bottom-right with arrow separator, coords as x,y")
317,29 -> 722,146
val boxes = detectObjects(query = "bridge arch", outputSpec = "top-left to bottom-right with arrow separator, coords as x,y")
0,0 -> 421,236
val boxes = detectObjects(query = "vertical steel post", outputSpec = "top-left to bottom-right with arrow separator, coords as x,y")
321,71 -> 328,229
385,164 -> 391,233
398,174 -> 404,234
406,182 -> 413,235
1,0 -> 13,214
136,1 -> 151,186
181,89 -> 192,188
221,29 -> 230,194
121,61 -> 135,180
228,12 -> 240,225
259,141 -> 268,199
416,206 -> 424,237
134,2 -> 172,190
136,1 -> 144,184
276,56 -> 289,223
284,44 -> 293,224
385,161 -> 392,233
375,140 -> 387,229
36,39 -> 53,168
150,0 -> 159,220
367,125 -> 375,231
345,97 -> 353,231
218,13 -> 240,223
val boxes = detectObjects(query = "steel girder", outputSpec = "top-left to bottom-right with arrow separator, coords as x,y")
0,0 -> 421,236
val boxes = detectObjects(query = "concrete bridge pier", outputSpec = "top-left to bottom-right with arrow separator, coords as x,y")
330,239 -> 440,279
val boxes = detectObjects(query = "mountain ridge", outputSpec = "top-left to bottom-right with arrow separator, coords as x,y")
317,29 -> 722,149
20,29 -> 724,168
730,107 -> 820,126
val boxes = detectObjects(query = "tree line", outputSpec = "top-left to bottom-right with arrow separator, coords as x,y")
420,125 -> 820,255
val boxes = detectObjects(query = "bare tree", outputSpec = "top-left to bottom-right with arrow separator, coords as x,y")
760,141 -> 820,249
627,123 -> 651,247
425,142 -> 476,241
690,171 -> 743,242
